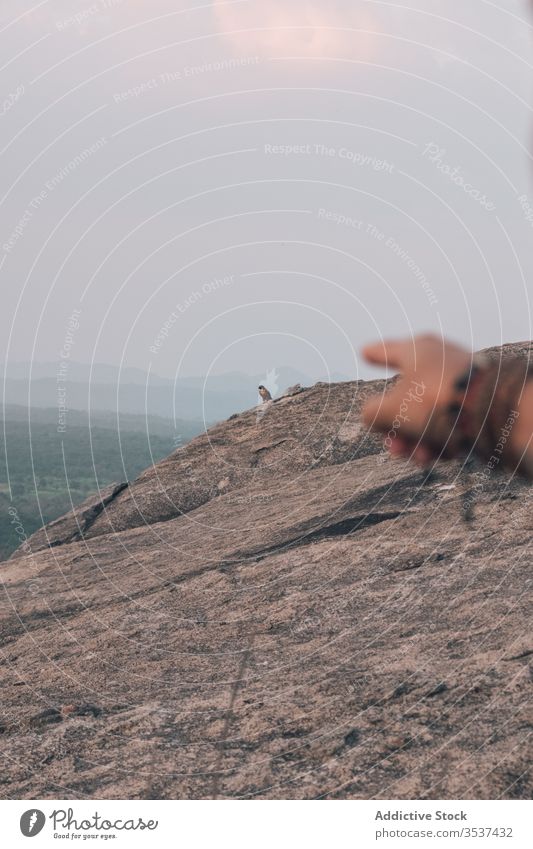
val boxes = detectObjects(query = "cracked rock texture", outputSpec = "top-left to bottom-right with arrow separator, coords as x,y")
1,345 -> 532,800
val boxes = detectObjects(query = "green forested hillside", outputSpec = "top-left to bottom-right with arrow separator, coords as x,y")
0,409 -> 203,560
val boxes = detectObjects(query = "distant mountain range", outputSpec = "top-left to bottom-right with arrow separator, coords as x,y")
1,363 -> 350,422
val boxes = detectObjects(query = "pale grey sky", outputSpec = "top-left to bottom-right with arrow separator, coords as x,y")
1,0 -> 533,381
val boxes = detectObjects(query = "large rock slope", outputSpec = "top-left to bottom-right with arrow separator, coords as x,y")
1,347 -> 532,800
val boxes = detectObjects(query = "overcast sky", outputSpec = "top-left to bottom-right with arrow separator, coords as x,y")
1,0 -> 533,381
